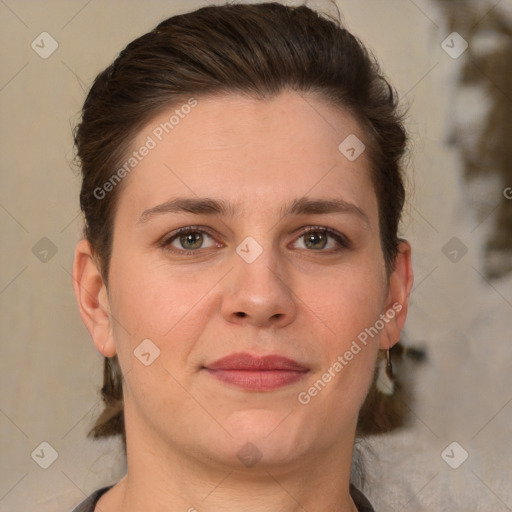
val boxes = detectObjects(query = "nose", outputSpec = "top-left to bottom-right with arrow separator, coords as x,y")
220,246 -> 297,329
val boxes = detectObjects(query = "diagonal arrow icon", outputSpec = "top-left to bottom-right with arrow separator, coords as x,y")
441,32 -> 468,59
236,236 -> 263,263
338,134 -> 365,161
441,441 -> 468,469
31,441 -> 58,468
31,32 -> 59,59
134,339 -> 160,366
448,249 -> 458,261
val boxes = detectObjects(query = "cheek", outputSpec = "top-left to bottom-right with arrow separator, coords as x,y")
107,251 -> 224,386
313,259 -> 387,347
106,263 -> 208,406
110,260 -> 207,339
298,259 -> 386,406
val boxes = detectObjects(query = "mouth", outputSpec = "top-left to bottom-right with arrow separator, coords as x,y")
203,352 -> 309,391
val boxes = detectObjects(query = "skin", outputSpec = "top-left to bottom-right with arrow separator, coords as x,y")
73,90 -> 413,512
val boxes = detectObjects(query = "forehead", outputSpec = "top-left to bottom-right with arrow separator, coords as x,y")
115,90 -> 377,223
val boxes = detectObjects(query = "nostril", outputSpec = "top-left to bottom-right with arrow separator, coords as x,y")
236,312 -> 246,318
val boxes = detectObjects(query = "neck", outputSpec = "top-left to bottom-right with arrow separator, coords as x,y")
100,406 -> 360,512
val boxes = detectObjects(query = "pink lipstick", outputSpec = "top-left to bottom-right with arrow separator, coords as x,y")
204,353 -> 309,391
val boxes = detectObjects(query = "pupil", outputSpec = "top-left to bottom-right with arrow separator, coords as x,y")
306,232 -> 326,250
182,232 -> 202,249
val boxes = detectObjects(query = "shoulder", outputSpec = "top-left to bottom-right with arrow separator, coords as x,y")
350,483 -> 376,512
69,485 -> 114,512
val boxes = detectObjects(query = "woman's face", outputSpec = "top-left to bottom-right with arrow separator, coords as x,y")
80,90 -> 411,470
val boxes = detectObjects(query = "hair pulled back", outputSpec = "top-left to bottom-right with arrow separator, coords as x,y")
73,1 -> 408,450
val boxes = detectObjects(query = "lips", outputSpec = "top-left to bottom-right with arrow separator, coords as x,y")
203,353 -> 309,391
206,353 -> 308,371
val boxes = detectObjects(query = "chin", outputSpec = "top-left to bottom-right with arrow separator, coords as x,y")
208,410 -> 313,469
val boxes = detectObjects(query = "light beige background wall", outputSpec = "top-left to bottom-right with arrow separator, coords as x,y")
1,1 -> 510,511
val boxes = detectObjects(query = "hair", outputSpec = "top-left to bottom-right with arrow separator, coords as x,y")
73,1 -> 408,459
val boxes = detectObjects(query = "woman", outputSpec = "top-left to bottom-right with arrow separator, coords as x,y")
71,2 -> 413,511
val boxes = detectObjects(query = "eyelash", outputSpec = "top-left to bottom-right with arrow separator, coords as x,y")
160,225 -> 351,255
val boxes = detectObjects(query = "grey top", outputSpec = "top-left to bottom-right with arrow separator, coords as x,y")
70,483 -> 375,511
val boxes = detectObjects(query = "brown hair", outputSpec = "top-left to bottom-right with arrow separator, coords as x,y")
73,1 -> 408,452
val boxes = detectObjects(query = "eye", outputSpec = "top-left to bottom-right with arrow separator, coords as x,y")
161,226 -> 219,254
161,225 -> 350,255
292,226 -> 350,252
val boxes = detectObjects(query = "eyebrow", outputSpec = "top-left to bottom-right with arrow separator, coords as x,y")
138,196 -> 370,227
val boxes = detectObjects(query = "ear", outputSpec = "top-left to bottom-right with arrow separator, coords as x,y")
379,239 -> 414,350
72,239 -> 116,357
